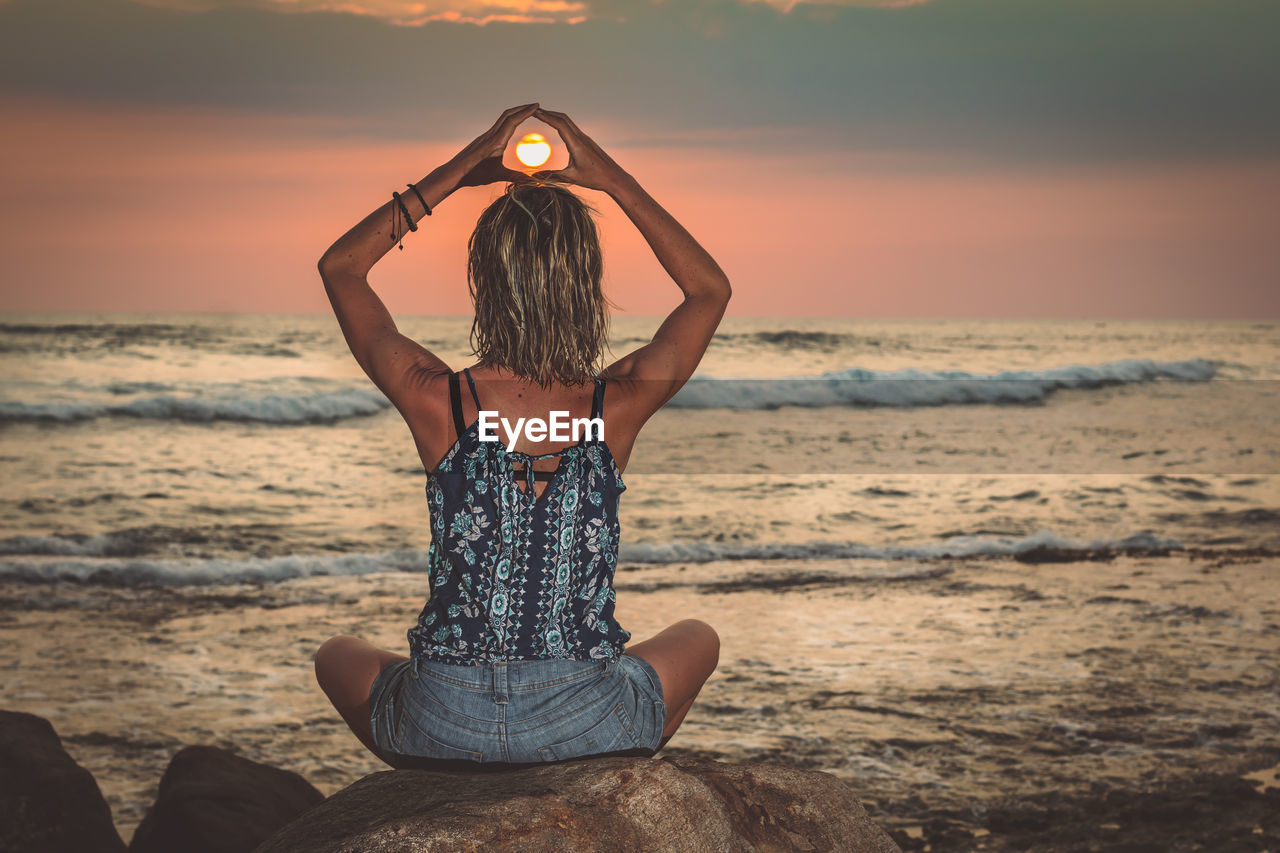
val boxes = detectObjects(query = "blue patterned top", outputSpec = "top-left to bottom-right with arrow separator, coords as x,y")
407,369 -> 631,663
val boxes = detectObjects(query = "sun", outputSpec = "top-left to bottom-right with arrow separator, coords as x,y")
515,133 -> 551,168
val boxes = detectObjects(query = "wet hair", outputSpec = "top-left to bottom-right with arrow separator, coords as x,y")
467,181 -> 615,388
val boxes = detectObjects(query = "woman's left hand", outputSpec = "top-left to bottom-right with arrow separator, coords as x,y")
447,103 -> 541,190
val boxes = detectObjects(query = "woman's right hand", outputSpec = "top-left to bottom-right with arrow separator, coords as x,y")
530,109 -> 631,194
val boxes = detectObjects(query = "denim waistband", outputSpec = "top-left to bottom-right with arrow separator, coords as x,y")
412,655 -> 620,695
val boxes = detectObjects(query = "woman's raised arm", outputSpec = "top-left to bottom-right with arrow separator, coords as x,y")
532,109 -> 732,417
603,173 -> 732,403
316,164 -> 458,398
317,104 -> 541,404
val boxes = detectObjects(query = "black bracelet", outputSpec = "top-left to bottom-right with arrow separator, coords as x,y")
406,184 -> 432,217
391,191 -> 418,232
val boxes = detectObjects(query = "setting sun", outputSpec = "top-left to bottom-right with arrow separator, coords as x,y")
515,132 -> 551,168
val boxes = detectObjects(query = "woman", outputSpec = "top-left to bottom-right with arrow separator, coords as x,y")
313,103 -> 729,769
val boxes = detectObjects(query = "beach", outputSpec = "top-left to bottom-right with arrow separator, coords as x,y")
2,313 -> 1278,848
3,547 -> 1277,848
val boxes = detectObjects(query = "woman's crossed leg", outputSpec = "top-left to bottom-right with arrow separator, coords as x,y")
314,635 -> 407,766
315,618 -> 719,763
624,618 -> 720,749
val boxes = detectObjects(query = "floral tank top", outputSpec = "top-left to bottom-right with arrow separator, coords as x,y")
407,368 -> 631,663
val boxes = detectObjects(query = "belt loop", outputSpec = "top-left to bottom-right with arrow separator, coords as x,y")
493,660 -> 509,704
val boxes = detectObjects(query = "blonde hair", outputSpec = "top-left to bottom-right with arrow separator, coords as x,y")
467,181 -> 615,388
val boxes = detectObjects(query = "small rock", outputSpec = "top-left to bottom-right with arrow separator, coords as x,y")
0,709 -> 127,853
129,745 -> 324,853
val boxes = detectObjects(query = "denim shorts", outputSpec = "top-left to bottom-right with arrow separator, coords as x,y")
367,654 -> 667,770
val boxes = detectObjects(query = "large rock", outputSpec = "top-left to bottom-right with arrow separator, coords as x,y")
256,755 -> 900,852
0,709 -> 127,853
130,745 -> 325,853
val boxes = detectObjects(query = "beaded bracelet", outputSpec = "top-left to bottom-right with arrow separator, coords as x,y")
391,191 -> 417,232
406,184 -> 432,217
390,191 -> 416,251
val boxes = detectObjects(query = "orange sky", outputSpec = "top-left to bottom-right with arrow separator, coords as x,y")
3,94 -> 1277,318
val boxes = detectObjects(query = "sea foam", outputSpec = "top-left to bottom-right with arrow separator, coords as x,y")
0,357 -> 1216,425
0,529 -> 1182,587
667,357 -> 1215,409
0,387 -> 391,425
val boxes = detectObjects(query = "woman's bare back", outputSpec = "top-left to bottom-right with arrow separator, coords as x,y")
402,365 -> 647,502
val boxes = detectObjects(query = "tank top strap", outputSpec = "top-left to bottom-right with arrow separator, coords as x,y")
447,371 -> 467,441
590,376 -> 606,421
461,367 -> 484,411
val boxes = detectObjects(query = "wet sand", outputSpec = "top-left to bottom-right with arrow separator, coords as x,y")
2,549 -> 1278,850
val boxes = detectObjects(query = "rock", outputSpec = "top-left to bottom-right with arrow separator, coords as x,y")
129,745 -> 324,853
256,755 -> 900,852
0,709 -> 127,853
1013,545 -> 1118,564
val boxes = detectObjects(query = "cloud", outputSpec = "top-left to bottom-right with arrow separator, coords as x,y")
1,0 -> 1277,162
747,0 -> 933,11
123,0 -> 926,27
127,0 -> 592,26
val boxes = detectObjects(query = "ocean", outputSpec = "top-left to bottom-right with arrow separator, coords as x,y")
3,312 -> 1279,846
1,314 -> 1276,585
